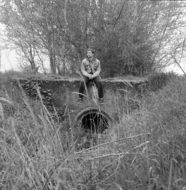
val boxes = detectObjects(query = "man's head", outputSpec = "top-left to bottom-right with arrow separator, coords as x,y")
87,48 -> 95,59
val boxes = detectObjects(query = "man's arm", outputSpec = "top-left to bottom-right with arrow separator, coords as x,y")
92,60 -> 101,78
81,60 -> 91,78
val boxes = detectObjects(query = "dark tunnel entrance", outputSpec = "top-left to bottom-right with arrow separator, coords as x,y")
74,108 -> 112,134
81,112 -> 108,133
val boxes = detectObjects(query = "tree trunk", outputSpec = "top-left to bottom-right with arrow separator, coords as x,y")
49,50 -> 56,74
48,28 -> 57,74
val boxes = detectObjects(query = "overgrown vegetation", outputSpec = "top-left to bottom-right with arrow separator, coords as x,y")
0,0 -> 185,76
0,73 -> 186,190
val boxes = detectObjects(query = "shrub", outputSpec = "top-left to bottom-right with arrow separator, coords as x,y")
147,72 -> 179,92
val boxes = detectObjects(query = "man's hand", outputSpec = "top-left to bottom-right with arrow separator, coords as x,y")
91,74 -> 96,79
88,74 -> 93,79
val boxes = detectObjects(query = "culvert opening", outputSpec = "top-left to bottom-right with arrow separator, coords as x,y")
75,108 -> 112,134
82,112 -> 108,133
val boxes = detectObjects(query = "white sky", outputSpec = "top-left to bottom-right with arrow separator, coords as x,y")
0,48 -> 50,72
165,58 -> 186,74
1,49 -> 20,71
0,22 -> 50,72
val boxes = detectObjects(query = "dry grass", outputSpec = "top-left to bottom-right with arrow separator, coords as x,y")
0,74 -> 186,190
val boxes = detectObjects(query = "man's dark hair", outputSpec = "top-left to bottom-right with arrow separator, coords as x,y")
87,48 -> 95,54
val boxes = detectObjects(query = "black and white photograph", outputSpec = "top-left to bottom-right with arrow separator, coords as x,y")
0,0 -> 186,189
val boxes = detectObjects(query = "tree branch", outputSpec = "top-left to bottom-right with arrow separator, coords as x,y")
113,0 -> 126,29
171,38 -> 186,74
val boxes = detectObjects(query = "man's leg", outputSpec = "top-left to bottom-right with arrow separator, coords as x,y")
93,76 -> 103,99
79,77 -> 89,99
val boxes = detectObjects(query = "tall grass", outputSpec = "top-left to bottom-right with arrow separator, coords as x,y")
0,75 -> 186,190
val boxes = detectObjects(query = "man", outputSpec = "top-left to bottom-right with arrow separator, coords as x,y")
78,48 -> 104,102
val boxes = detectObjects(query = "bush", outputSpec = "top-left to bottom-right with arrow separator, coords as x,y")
117,75 -> 186,189
147,72 -> 179,92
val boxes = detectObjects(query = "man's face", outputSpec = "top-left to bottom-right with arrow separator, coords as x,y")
87,50 -> 94,59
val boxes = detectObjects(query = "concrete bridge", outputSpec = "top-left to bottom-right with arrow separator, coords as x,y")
15,76 -> 147,135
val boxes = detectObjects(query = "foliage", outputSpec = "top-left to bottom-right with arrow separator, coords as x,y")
147,72 -> 178,92
0,0 -> 185,76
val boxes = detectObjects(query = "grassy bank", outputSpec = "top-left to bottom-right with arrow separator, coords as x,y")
0,74 -> 186,190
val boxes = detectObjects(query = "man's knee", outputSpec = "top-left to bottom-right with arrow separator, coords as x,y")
94,76 -> 101,83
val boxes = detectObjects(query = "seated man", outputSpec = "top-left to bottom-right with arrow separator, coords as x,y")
78,48 -> 104,102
